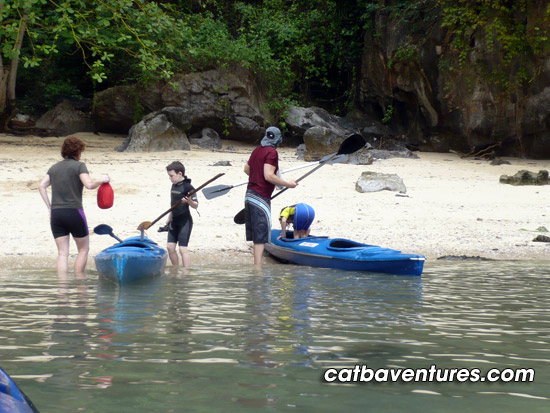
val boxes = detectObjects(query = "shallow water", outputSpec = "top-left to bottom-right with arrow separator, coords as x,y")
0,261 -> 549,412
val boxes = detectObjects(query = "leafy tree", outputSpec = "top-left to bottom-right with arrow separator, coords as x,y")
1,0 -> 379,129
233,0 -> 368,112
0,0 -> 186,129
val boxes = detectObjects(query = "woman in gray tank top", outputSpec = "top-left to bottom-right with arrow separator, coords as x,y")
38,136 -> 110,275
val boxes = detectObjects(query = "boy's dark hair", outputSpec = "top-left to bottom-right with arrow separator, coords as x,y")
166,161 -> 185,176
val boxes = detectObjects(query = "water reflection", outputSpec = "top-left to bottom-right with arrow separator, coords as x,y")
0,261 -> 548,411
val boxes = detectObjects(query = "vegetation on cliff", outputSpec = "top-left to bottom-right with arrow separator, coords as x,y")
2,0 -> 550,148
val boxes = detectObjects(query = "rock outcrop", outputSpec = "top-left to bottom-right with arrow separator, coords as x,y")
499,170 -> 549,185
94,66 -> 267,143
359,3 -> 550,158
355,171 -> 407,193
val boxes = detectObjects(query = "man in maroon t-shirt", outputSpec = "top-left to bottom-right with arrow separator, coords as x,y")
244,126 -> 297,265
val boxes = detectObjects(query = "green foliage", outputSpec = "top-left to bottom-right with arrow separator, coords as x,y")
230,0 -> 369,111
2,0 -> 190,114
9,0 -> 550,126
382,102 -> 394,123
436,0 -> 550,95
4,0 -> 372,116
217,96 -> 230,136
16,37 -> 92,114
17,62 -> 86,115
388,45 -> 419,68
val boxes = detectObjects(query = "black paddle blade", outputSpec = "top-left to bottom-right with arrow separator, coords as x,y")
202,184 -> 232,200
94,224 -> 113,235
93,224 -> 124,243
338,133 -> 366,155
234,208 -> 246,225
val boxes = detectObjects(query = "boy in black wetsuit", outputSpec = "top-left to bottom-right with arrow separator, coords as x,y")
164,161 -> 198,267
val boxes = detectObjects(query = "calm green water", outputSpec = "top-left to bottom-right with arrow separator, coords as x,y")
1,261 -> 549,412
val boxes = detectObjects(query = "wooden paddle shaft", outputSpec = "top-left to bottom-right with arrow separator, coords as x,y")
142,173 -> 224,229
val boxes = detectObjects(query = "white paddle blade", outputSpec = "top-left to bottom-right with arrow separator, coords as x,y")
202,185 -> 232,200
327,154 -> 348,164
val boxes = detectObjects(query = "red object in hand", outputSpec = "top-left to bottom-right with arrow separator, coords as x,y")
97,182 -> 114,209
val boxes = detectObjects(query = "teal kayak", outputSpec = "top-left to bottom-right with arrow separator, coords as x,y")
95,236 -> 168,285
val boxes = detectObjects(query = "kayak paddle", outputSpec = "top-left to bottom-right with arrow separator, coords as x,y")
94,224 -> 124,243
137,173 -> 224,231
233,133 -> 366,224
202,154 -> 348,200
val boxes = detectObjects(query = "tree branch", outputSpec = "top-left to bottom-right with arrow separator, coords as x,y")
7,12 -> 29,104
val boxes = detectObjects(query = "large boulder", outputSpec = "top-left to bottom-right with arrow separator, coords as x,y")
92,85 -> 148,134
347,148 -> 374,165
189,127 -> 223,150
35,100 -> 95,136
302,126 -> 354,161
93,66 -> 267,143
119,107 -> 192,152
285,106 -> 352,136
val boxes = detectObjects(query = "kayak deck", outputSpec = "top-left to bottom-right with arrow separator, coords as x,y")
95,236 -> 168,285
266,229 -> 425,276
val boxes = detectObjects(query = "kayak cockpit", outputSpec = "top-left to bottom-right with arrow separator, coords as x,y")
327,239 -> 366,250
107,241 -> 157,251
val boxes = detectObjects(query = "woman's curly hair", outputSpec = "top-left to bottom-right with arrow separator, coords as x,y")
61,136 -> 86,159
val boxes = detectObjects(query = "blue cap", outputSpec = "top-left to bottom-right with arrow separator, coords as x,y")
261,126 -> 283,147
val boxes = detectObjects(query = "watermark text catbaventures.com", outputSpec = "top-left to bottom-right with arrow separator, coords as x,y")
323,365 -> 535,383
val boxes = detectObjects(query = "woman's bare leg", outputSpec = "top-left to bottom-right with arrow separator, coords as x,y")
74,236 -> 90,274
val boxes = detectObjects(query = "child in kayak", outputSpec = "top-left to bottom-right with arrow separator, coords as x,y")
279,203 -> 315,239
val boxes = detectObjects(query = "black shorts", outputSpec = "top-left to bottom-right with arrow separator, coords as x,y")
167,216 -> 193,247
245,189 -> 271,244
51,208 -> 89,239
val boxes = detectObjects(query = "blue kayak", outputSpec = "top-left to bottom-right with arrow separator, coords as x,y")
0,367 -> 37,413
95,236 -> 168,285
265,229 -> 425,276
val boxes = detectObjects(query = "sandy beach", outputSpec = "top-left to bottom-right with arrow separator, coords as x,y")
1,132 -> 549,269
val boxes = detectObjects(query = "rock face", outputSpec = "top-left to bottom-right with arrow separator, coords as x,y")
285,106 -> 353,136
359,3 -> 550,158
355,171 -> 407,193
93,66 -> 267,143
499,170 -> 549,185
